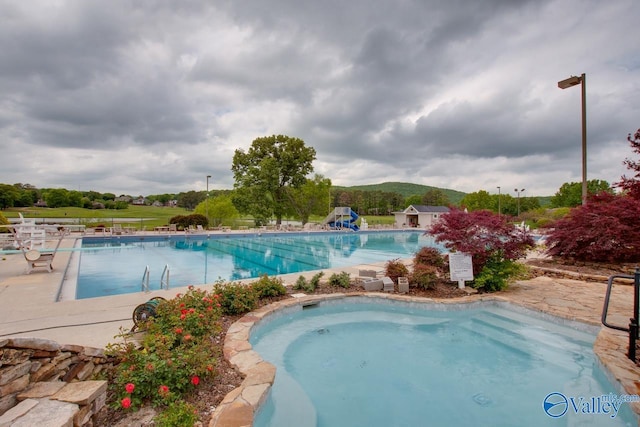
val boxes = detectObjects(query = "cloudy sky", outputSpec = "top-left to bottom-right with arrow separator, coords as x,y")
1,0 -> 638,198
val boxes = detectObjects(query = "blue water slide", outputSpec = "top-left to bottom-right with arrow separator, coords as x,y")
331,209 -> 359,231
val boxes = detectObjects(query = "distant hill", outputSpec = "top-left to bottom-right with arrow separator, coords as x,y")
333,182 -> 467,206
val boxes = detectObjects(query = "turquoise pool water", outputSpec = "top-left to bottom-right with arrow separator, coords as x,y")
251,300 -> 637,427
76,231 -> 437,299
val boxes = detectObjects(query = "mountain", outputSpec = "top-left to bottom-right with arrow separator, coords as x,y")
332,182 -> 467,205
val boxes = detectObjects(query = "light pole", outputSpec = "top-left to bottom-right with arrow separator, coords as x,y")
497,186 -> 501,217
514,188 -> 525,216
558,73 -> 587,205
206,175 -> 211,227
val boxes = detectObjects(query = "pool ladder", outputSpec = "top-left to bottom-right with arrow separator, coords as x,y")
141,264 -> 170,292
601,267 -> 640,361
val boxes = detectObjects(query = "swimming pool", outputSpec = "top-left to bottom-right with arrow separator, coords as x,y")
76,231 -> 438,299
250,299 -> 637,427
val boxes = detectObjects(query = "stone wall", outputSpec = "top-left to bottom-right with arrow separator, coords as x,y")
0,337 -> 113,427
528,265 -> 636,285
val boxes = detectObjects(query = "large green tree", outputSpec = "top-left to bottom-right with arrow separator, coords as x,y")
232,135 -> 316,225
286,174 -> 332,225
550,180 -> 612,208
460,190 -> 494,212
194,195 -> 239,227
422,189 -> 450,206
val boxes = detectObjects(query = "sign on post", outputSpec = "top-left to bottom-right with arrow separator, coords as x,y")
449,253 -> 473,289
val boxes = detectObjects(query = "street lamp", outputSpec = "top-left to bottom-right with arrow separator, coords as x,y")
558,73 -> 587,205
206,175 -> 211,227
497,186 -> 501,217
514,188 -> 525,216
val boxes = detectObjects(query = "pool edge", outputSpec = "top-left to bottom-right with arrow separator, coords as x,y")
210,292 -> 640,426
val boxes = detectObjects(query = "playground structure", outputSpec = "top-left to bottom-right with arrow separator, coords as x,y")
323,207 -> 360,231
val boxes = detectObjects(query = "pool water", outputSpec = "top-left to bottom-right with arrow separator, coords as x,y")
251,301 -> 637,427
76,231 -> 437,299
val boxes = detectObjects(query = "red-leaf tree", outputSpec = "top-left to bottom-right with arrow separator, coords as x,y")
544,192 -> 640,262
428,208 -> 534,275
617,128 -> 640,200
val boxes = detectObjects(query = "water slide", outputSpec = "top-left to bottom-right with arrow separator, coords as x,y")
322,207 -> 359,231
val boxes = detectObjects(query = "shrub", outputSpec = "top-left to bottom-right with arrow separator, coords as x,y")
170,214 -> 209,230
213,281 -> 258,315
105,287 -> 221,413
328,271 -> 351,288
413,247 -> 444,268
154,401 -> 198,427
252,275 -> 287,298
429,208 -> 534,275
472,253 -> 527,292
544,192 -> 640,262
385,259 -> 409,283
411,264 -> 438,290
294,276 -> 309,291
294,272 -> 324,293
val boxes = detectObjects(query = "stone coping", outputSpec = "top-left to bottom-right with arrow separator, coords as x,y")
211,289 -> 640,427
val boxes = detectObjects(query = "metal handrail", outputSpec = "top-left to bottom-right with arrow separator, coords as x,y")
160,264 -> 170,290
141,265 -> 150,293
602,268 -> 640,361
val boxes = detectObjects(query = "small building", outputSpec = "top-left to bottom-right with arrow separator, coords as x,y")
393,205 -> 450,228
132,197 -> 146,205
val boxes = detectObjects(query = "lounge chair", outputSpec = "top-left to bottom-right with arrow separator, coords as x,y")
15,229 -> 67,274
111,224 -> 123,235
169,224 -> 177,233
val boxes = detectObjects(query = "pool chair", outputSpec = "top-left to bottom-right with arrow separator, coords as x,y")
169,224 -> 177,233
111,224 -> 123,235
16,229 -> 67,274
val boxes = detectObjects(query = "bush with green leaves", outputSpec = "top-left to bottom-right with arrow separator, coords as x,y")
213,281 -> 258,315
384,259 -> 409,283
411,264 -> 438,290
472,252 -> 527,292
328,271 -> 351,288
252,275 -> 287,298
154,401 -> 198,427
169,213 -> 209,230
106,287 -> 221,413
293,272 -> 324,293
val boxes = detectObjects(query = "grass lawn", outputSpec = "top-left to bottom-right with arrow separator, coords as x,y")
3,207 -> 397,230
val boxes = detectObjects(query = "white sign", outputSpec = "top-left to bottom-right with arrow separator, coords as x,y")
449,253 -> 473,289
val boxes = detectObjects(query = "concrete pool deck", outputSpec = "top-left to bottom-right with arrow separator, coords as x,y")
1,233 -> 639,425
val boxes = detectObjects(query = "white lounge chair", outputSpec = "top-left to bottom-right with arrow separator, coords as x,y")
15,229 -> 67,274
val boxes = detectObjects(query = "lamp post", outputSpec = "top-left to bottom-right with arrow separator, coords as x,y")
514,188 -> 525,216
206,175 -> 211,227
558,73 -> 587,205
497,186 -> 501,217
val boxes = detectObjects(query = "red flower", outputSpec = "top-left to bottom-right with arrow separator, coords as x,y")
191,376 -> 200,386
180,314 -> 186,320
206,365 -> 214,372
121,397 -> 132,409
188,285 -> 194,290
184,334 -> 192,341
125,383 -> 135,394
176,293 -> 182,298
175,327 -> 183,334
158,385 -> 170,396
146,363 -> 154,371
